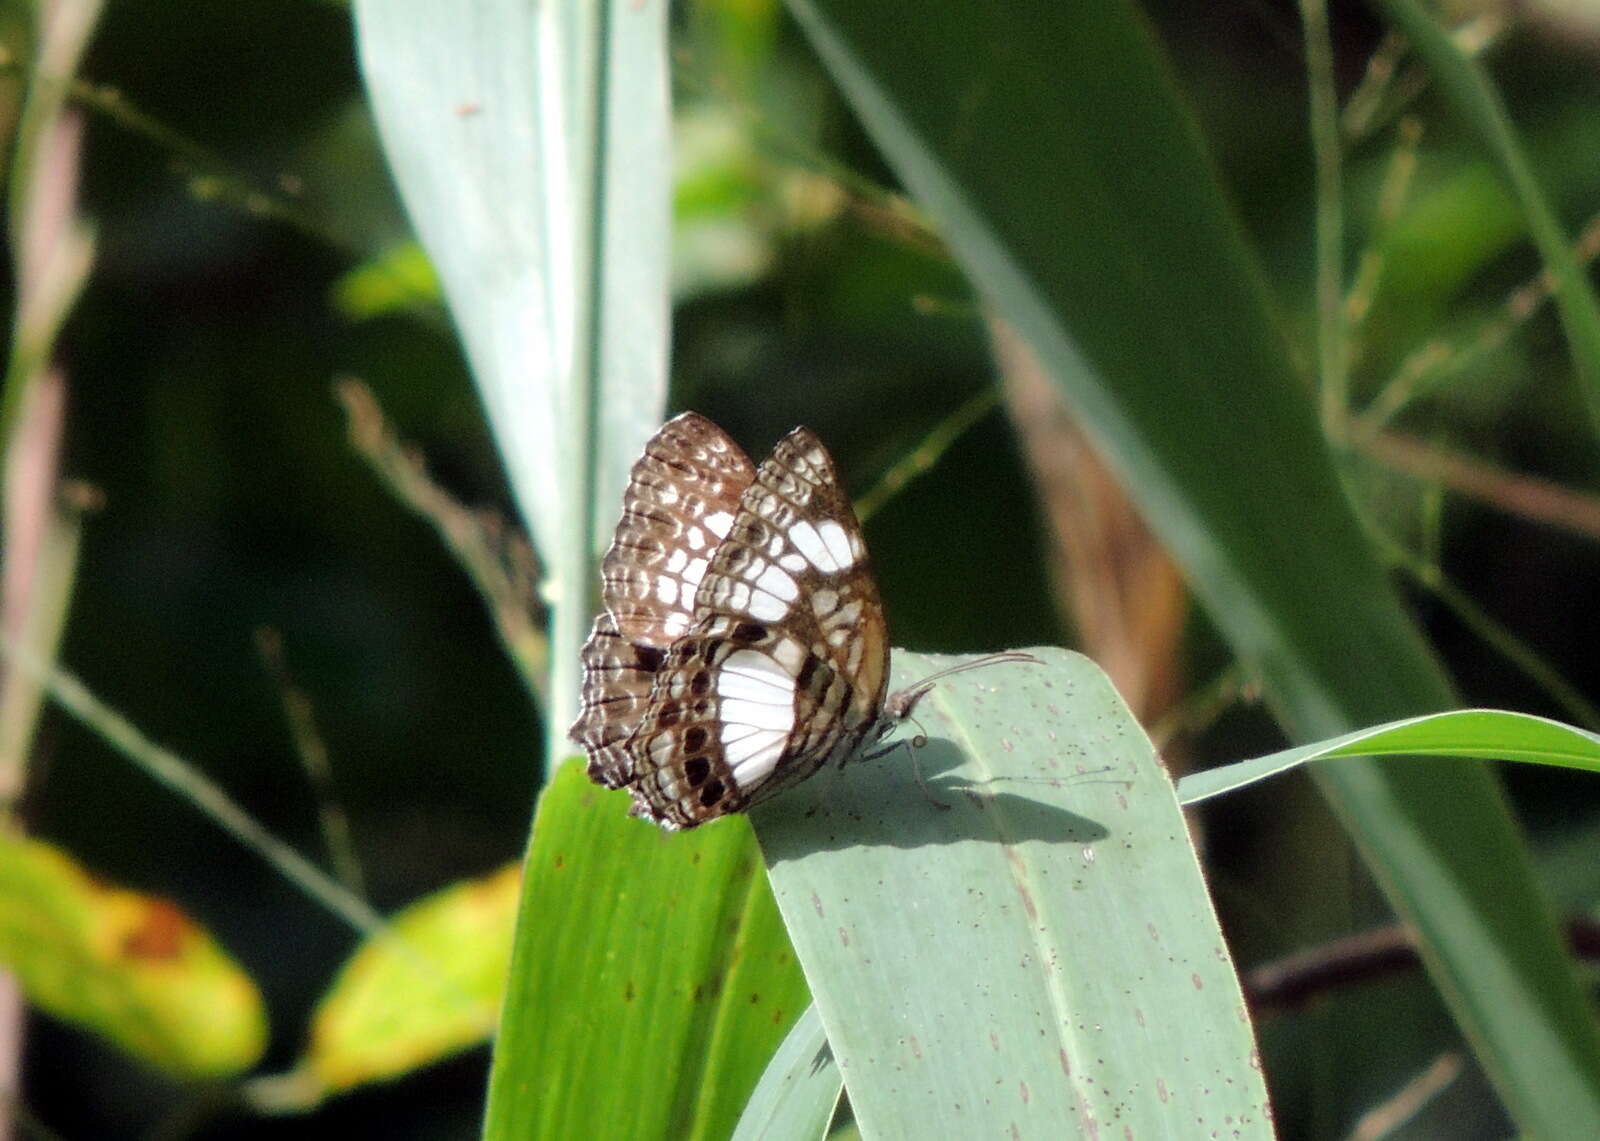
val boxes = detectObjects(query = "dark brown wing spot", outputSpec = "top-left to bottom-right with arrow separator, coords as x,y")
797,655 -> 820,690
685,756 -> 710,786
684,725 -> 708,753
635,644 -> 666,671
732,622 -> 768,643
691,671 -> 711,695
699,779 -> 726,808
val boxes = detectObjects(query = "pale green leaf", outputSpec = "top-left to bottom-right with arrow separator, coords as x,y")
732,1005 -> 840,1141
777,1 -> 1600,1130
754,648 -> 1270,1139
353,0 -> 672,762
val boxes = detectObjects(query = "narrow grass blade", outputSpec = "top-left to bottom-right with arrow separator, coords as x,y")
483,762 -> 808,1141
1180,709 -> 1600,805
731,1005 -> 840,1141
754,648 -> 1271,1139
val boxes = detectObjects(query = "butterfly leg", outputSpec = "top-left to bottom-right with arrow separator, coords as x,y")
862,736 -> 949,811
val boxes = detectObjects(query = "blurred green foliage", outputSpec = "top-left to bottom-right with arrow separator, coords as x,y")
2,0 -> 1600,1137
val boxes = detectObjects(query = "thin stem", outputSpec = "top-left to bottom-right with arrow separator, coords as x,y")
335,378 -> 548,704
1363,529 -> 1600,732
1357,429 -> 1600,544
1343,116 -> 1423,370
1346,1053 -> 1465,1141
0,639 -> 388,937
1341,30 -> 1410,142
1148,664 -> 1255,750
1397,554 -> 1600,732
1360,210 -> 1600,431
854,388 -> 998,524
254,628 -> 366,897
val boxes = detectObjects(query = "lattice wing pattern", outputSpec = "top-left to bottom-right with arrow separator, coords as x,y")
599,412 -> 756,647
570,613 -> 662,789
620,427 -> 891,828
571,413 -> 756,790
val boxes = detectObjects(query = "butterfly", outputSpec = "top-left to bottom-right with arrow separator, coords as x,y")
570,412 -> 1032,829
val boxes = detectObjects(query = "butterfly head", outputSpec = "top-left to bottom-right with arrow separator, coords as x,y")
870,651 -> 1043,746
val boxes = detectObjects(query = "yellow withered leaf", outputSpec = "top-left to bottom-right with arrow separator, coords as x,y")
0,833 -> 267,1077
299,862 -> 519,1096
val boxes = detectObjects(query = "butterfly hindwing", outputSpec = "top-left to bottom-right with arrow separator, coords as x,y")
571,613 -> 663,789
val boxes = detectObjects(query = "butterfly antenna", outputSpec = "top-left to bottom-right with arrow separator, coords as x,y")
886,650 -> 1043,720
914,650 -> 1043,687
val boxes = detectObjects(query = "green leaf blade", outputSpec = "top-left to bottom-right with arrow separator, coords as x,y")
731,1005 -> 840,1141
755,649 -> 1270,1139
354,0 -> 671,762
483,761 -> 807,1141
1180,709 -> 1600,805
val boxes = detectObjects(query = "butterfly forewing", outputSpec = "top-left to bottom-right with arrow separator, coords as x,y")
598,412 -> 756,647
571,413 -> 755,790
621,427 -> 891,827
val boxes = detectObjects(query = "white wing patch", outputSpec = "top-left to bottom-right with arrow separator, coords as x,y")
717,648 -> 796,783
789,520 -> 841,572
724,727 -> 788,783
717,650 -> 796,721
746,591 -> 789,621
756,563 -> 799,602
816,520 -> 857,570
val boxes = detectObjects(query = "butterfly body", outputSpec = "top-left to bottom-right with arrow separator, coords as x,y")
571,413 -> 899,829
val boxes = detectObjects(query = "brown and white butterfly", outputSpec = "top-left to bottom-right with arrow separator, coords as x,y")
570,412 -> 1031,829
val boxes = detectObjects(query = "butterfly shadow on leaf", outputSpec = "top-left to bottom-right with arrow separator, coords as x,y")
752,734 -> 1115,860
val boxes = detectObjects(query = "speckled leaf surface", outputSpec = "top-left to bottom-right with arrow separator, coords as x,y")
753,648 -> 1269,1139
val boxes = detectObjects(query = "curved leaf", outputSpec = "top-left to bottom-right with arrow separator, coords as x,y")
0,834 -> 266,1078
1180,709 -> 1600,805
731,1005 -> 840,1141
754,648 -> 1270,1139
297,864 -> 519,1100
